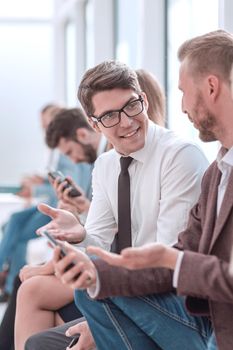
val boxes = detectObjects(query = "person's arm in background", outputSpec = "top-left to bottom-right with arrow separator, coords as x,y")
17,175 -> 46,199
53,177 -> 91,216
19,260 -> 55,282
54,156 -> 94,221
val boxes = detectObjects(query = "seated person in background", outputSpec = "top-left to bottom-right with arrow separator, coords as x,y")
0,103 -> 61,302
0,107 -> 105,350
21,60 -> 208,350
38,30 -> 233,350
45,107 -> 107,219
15,104 -> 60,202
0,106 -> 93,303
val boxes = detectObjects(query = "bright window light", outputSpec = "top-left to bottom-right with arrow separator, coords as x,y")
0,0 -> 54,19
167,0 -> 220,162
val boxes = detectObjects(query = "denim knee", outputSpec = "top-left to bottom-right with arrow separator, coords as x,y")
74,289 -> 90,310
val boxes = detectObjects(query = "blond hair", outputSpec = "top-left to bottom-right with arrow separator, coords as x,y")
178,30 -> 233,83
136,69 -> 165,126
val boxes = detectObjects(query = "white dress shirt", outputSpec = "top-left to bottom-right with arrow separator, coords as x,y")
97,135 -> 108,156
173,146 -> 233,287
78,121 -> 208,251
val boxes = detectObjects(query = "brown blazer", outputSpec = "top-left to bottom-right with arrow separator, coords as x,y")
94,160 -> 233,350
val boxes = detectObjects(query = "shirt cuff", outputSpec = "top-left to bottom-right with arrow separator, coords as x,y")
73,230 -> 88,248
172,251 -> 184,288
87,272 -> 101,298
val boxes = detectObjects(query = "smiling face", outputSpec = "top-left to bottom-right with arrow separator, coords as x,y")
90,88 -> 149,155
179,61 -> 218,142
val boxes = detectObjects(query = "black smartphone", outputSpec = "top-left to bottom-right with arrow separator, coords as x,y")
48,170 -> 82,197
41,230 -> 67,258
41,230 -> 81,276
68,336 -> 79,348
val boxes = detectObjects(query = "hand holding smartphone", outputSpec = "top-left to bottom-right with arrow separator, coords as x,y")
41,230 -> 68,258
41,230 -> 81,275
68,336 -> 79,348
48,171 -> 82,197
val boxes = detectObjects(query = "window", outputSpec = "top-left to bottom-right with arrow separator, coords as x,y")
0,0 -> 53,19
0,0 -> 54,184
167,0 -> 219,162
115,0 -> 142,67
85,0 -> 95,69
65,20 -> 77,106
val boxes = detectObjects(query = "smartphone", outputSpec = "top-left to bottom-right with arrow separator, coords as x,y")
41,230 -> 67,258
68,336 -> 79,348
48,171 -> 82,197
41,230 -> 80,276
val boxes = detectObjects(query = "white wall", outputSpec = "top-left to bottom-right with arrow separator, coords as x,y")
0,20 -> 54,184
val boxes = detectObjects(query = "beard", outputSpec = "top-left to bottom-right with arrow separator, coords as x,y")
81,143 -> 97,163
198,117 -> 218,142
193,94 -> 218,142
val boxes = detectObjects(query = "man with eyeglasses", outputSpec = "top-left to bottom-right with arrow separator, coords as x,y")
25,60 -> 208,350
37,61 -> 207,251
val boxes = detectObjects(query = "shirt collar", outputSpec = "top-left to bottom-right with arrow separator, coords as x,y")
217,146 -> 233,171
97,135 -> 108,156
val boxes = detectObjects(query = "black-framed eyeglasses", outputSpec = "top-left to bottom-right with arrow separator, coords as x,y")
90,95 -> 144,128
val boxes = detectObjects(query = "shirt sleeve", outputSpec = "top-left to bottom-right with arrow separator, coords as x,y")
156,144 -> 208,246
87,272 -> 101,298
172,251 -> 184,288
88,255 -> 181,299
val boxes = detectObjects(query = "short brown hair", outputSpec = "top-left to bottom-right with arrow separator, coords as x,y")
136,69 -> 165,126
78,60 -> 141,116
46,108 -> 93,149
178,30 -> 233,83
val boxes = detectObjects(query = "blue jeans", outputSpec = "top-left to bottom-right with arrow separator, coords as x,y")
207,334 -> 217,350
0,206 -> 51,293
76,291 -> 215,350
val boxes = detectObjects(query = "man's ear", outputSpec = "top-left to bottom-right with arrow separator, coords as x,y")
75,128 -> 90,143
88,117 -> 101,133
206,75 -> 220,101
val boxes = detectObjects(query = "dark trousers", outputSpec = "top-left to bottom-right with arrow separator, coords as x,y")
0,275 -> 21,350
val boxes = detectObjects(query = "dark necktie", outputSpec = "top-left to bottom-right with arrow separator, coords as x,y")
117,156 -> 133,253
